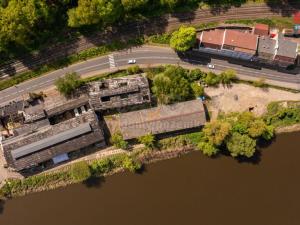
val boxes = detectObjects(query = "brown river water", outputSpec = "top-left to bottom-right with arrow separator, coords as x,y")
0,132 -> 300,225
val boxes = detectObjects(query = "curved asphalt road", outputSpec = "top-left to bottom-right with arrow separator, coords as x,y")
0,46 -> 299,105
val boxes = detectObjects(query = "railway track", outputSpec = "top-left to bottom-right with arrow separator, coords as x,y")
0,4 -> 298,77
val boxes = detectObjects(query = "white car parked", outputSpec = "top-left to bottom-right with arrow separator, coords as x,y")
207,63 -> 215,69
128,59 -> 136,64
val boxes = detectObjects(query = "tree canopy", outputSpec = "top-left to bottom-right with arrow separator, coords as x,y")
226,132 -> 256,158
152,66 -> 193,104
68,0 -> 123,27
0,0 -> 50,51
170,26 -> 196,52
55,72 -> 83,96
121,0 -> 148,11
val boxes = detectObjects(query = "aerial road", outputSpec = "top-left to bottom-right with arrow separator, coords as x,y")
0,45 -> 299,105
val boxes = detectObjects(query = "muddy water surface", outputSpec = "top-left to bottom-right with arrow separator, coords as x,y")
0,132 -> 300,225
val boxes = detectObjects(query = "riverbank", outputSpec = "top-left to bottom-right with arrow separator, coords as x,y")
2,120 -> 300,199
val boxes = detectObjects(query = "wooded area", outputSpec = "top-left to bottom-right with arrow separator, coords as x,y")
0,0 -> 252,56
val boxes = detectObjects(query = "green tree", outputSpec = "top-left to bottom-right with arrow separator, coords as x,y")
226,132 -> 256,158
170,26 -> 196,52
219,69 -> 237,87
248,119 -> 268,138
189,69 -> 204,82
0,0 -> 50,50
152,66 -> 192,104
138,133 -> 156,149
121,0 -> 148,11
204,72 -> 220,86
55,72 -> 83,96
191,82 -> 204,97
67,0 -> 123,27
160,0 -> 181,9
111,132 -> 129,149
69,161 -> 91,181
203,120 -> 231,146
198,141 -> 219,157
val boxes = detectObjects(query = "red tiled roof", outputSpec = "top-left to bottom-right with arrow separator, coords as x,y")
200,29 -> 225,46
294,11 -> 300,24
254,23 -> 269,36
224,30 -> 258,51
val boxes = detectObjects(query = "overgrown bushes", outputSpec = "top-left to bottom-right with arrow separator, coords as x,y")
197,112 -> 274,158
111,132 -> 129,149
264,101 -> 300,127
0,153 -> 143,198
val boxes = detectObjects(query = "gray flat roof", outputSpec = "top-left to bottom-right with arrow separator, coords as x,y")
257,37 -> 276,55
11,123 -> 92,159
277,35 -> 298,59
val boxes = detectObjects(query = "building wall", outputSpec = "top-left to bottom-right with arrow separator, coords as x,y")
201,42 -> 222,50
274,55 -> 296,65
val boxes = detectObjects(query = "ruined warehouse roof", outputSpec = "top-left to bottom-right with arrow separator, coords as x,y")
2,111 -> 104,171
89,74 -> 149,96
120,100 -> 206,140
44,94 -> 89,117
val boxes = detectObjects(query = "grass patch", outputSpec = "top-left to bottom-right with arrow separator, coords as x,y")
225,17 -> 294,29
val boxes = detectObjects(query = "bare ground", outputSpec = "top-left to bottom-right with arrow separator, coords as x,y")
206,83 -> 300,119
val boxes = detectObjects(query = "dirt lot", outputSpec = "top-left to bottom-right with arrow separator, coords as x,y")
206,83 -> 300,119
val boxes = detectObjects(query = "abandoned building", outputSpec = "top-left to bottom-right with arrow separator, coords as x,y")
119,99 -> 206,140
0,94 -> 105,171
88,74 -> 151,111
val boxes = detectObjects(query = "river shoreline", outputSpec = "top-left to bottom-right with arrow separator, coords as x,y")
0,123 -> 299,199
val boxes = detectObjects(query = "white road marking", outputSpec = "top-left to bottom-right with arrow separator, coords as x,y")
108,54 -> 116,69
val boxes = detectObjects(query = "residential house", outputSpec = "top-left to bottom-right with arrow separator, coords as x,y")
223,30 -> 258,55
199,29 -> 225,50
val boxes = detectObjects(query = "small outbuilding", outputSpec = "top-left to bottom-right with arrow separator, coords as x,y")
254,24 -> 269,36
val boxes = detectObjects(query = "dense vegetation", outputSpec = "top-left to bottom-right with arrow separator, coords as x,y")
0,153 -> 141,198
170,26 -> 196,52
55,72 -> 83,96
264,101 -> 300,127
151,65 -> 236,104
0,0 -> 217,55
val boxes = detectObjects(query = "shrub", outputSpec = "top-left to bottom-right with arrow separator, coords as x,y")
127,65 -> 141,75
138,133 -> 156,149
69,161 -> 91,182
90,158 -> 113,175
253,78 -> 266,88
111,132 -> 129,149
121,156 -> 142,172
191,82 -> 204,97
204,72 -> 220,86
197,141 -> 219,157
